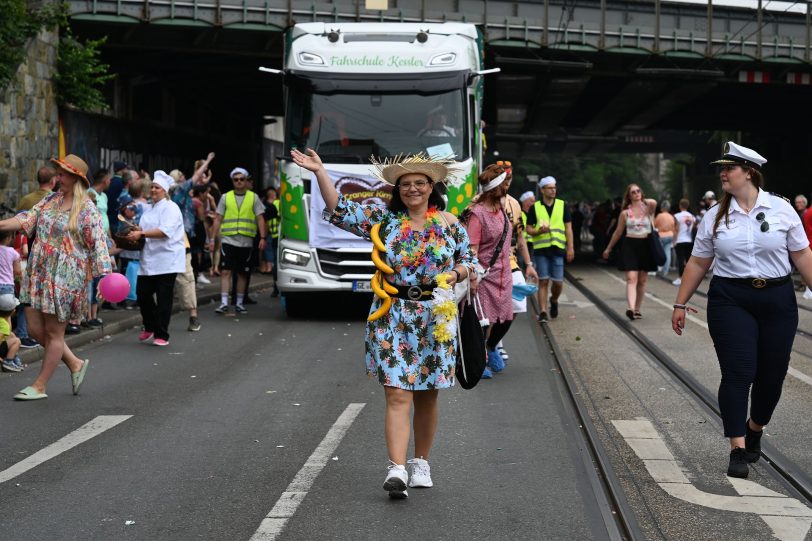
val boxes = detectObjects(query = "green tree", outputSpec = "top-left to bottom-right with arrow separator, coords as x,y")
55,27 -> 114,111
0,0 -> 65,89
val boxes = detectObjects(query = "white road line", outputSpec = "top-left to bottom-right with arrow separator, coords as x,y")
0,415 -> 132,484
613,418 -> 812,541
598,270 -> 812,387
251,403 -> 366,541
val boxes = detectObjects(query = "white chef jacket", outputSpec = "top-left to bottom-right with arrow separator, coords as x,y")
138,198 -> 186,276
692,188 -> 809,278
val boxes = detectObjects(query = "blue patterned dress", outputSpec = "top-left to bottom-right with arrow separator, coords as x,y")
328,195 -> 477,390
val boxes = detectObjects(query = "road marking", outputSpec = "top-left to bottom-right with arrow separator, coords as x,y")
251,403 -> 366,541
613,418 -> 812,541
599,270 -> 812,387
0,415 -> 132,484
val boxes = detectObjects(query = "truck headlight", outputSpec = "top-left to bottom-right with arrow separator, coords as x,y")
298,52 -> 325,65
429,52 -> 456,66
282,248 -> 311,266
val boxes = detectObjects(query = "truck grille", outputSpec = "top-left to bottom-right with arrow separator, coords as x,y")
316,248 -> 376,281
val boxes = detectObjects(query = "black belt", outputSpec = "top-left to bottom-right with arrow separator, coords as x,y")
716,276 -> 791,289
393,284 -> 436,301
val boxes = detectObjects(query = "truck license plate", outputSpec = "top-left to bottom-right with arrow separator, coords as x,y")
353,280 -> 373,293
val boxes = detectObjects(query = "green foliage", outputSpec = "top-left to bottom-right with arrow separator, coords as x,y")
510,154 -> 649,203
0,0 -> 66,89
55,27 -> 114,111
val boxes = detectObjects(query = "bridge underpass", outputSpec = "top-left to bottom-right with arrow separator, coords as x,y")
65,0 -> 812,195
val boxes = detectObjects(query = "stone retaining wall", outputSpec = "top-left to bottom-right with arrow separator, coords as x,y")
0,29 -> 59,208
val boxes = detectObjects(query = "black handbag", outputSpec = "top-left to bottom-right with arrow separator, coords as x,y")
455,299 -> 487,390
647,215 -> 667,266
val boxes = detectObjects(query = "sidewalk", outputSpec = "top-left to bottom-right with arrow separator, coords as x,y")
16,273 -> 277,366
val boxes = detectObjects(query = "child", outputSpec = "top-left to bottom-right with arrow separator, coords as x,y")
0,229 -> 22,319
0,294 -> 23,372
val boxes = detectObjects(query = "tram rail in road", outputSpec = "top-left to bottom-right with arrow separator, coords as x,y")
568,270 -> 812,506
528,297 -> 645,541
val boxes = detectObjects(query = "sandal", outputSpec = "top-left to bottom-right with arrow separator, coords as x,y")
71,359 -> 90,395
625,309 -> 635,321
13,386 -> 48,401
634,311 -> 643,319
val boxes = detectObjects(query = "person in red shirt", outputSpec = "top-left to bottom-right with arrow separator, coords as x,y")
802,207 -> 812,299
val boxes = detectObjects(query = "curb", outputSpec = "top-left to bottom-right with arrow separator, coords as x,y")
17,278 -> 275,366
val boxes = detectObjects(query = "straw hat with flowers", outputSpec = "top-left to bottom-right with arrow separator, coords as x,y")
51,154 -> 90,187
370,153 -> 460,185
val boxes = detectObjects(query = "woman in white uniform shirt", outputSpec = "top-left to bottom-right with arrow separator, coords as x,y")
127,171 -> 186,346
671,142 -> 812,479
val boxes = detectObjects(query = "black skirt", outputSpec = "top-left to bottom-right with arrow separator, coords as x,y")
618,236 -> 657,272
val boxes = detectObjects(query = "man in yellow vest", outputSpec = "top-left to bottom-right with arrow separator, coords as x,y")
519,191 -> 535,256
525,176 -> 574,323
208,167 -> 267,314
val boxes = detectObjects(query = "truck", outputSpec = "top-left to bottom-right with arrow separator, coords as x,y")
275,22 -> 490,316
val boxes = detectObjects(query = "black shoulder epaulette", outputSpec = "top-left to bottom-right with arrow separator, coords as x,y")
770,192 -> 791,204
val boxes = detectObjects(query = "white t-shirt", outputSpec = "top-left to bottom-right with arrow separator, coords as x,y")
674,210 -> 696,244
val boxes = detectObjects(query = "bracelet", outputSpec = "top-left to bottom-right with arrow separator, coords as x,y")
673,304 -> 687,310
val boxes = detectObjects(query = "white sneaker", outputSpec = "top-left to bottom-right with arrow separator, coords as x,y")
198,274 -> 211,285
383,463 -> 408,498
672,278 -> 682,286
804,287 -> 812,300
407,457 -> 433,488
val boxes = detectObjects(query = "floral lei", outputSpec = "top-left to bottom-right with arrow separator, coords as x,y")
396,207 -> 446,271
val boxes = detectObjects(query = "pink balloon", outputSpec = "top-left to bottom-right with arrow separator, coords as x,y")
99,273 -> 130,303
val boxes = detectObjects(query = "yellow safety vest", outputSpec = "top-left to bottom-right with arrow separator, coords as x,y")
521,211 -> 530,241
270,199 -> 280,239
530,199 -> 566,250
222,190 -> 258,237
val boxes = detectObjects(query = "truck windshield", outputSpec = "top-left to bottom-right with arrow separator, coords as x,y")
287,90 -> 467,163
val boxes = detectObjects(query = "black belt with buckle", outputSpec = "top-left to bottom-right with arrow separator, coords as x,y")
717,276 -> 791,289
393,284 -> 436,301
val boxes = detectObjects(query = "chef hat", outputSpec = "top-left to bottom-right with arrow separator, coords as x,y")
519,191 -> 535,202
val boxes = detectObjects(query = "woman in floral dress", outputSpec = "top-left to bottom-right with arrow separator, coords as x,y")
0,154 -> 111,400
291,148 -> 477,499
467,164 -> 515,377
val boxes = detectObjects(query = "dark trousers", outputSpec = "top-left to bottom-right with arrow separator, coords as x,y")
707,278 -> 797,437
137,273 -> 178,340
674,242 -> 693,276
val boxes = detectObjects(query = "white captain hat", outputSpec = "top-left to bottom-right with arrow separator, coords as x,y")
710,141 -> 767,170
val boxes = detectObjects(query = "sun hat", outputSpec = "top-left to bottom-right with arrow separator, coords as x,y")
0,293 -> 20,312
370,153 -> 457,185
51,154 -> 90,187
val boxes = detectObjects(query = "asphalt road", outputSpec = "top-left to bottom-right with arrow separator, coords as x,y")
0,295 -> 607,541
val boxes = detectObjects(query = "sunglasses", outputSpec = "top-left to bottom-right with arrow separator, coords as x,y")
756,212 -> 769,232
232,177 -> 247,182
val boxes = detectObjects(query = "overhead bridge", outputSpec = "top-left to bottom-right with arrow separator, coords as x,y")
70,0 -> 812,63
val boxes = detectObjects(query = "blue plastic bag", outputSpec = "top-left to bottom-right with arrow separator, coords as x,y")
125,260 -> 140,301
512,282 -> 538,301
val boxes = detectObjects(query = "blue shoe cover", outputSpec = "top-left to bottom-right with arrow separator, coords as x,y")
487,349 -> 505,373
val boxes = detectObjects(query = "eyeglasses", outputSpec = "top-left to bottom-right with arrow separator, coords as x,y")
399,180 -> 431,190
233,177 -> 247,182
756,212 -> 769,232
